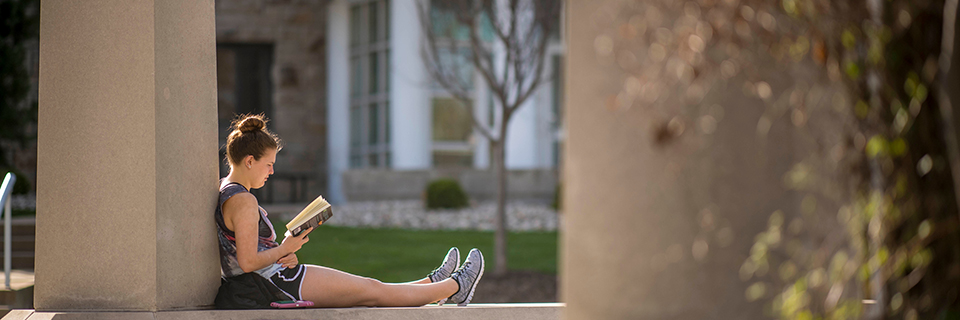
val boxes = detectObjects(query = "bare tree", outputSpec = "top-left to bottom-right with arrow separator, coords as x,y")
418,0 -> 561,275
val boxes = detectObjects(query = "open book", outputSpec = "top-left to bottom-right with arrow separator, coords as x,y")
284,195 -> 334,237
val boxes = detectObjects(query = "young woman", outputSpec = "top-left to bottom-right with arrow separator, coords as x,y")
215,114 -> 484,307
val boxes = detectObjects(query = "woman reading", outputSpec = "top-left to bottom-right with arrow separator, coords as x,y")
215,114 -> 484,307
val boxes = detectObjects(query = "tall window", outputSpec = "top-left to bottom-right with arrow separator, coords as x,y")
350,0 -> 391,168
431,47 -> 475,167
428,2 -> 493,168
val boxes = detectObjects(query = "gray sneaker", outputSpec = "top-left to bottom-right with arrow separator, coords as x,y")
444,248 -> 484,306
428,247 -> 460,283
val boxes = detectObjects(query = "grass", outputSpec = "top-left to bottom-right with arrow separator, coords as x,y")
269,218 -> 558,283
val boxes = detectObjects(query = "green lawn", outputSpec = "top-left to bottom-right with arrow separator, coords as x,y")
270,218 -> 558,283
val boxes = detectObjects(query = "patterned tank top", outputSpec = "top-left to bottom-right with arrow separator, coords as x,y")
215,181 -> 283,278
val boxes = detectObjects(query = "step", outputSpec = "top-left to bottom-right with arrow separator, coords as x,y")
0,254 -> 35,270
0,269 -> 35,318
0,218 -> 35,237
0,237 -> 35,252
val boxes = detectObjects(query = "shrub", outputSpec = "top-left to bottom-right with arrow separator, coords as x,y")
425,178 -> 469,209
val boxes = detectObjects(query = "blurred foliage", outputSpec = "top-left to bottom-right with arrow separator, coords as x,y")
425,178 -> 470,209
753,0 -> 960,318
11,208 -> 33,217
0,0 -> 39,172
597,0 -> 960,318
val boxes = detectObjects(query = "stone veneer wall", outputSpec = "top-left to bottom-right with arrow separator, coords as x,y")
215,0 -> 328,197
342,169 -> 559,202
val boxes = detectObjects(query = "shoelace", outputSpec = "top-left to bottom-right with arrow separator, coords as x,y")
456,261 -> 473,277
429,260 -> 452,279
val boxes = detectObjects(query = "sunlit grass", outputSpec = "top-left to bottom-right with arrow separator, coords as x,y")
270,218 -> 557,283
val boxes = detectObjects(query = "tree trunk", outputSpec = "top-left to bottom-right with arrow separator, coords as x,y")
938,0 -> 960,224
492,136 -> 509,275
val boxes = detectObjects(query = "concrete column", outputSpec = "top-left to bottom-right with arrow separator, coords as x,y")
562,1 -> 832,319
390,0 -> 432,170
327,0 -> 351,204
36,0 -> 220,311
505,98 -> 539,169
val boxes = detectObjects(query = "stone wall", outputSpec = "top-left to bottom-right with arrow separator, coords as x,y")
342,169 -> 559,202
215,0 -> 328,198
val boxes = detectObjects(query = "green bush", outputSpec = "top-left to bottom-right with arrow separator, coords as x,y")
425,178 -> 469,209
12,209 -> 34,217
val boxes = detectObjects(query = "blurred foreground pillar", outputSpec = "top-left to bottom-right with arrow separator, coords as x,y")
562,1 -> 828,319
36,0 -> 220,310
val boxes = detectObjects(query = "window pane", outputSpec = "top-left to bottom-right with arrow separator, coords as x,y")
350,107 -> 362,148
479,12 -> 495,42
385,0 -> 391,41
432,151 -> 473,168
368,154 -> 379,167
351,57 -> 362,98
385,49 -> 390,93
432,49 -> 473,89
552,55 -> 563,123
350,155 -> 362,168
350,5 -> 362,46
385,101 -> 391,144
368,103 -> 379,145
552,55 -> 564,167
430,0 -> 472,41
369,52 -> 379,94
369,2 -> 379,43
457,48 -> 473,86
432,97 -> 473,142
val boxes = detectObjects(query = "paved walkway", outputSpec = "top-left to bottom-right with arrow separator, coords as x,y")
0,271 -> 33,292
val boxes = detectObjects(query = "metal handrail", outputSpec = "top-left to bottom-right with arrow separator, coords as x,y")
0,173 -> 16,290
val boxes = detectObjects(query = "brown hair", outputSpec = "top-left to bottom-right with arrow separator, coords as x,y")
225,114 -> 282,166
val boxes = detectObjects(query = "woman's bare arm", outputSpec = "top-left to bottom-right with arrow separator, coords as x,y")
222,193 -> 309,273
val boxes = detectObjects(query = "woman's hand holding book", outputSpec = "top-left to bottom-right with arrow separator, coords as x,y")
280,226 -> 313,254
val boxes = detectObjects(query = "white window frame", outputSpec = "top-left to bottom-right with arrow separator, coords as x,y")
349,0 -> 391,168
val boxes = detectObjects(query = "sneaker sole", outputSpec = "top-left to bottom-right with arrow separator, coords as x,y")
458,250 -> 484,306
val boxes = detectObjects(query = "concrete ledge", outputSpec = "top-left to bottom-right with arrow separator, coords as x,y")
3,303 -> 564,320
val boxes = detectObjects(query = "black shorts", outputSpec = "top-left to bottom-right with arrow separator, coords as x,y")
269,264 -> 306,301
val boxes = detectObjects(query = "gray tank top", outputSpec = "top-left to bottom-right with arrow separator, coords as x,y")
215,181 -> 283,278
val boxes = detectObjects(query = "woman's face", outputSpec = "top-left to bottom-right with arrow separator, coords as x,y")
247,148 -> 277,189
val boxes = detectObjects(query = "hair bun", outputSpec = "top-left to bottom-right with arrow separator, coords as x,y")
237,115 -> 266,133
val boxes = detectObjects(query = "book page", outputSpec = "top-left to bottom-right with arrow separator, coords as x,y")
285,194 -> 331,231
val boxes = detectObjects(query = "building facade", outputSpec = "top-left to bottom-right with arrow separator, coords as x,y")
210,0 -> 562,204
215,0 -> 329,203
326,0 -> 564,204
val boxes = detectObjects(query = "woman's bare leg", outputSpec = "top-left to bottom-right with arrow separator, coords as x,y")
403,277 -> 432,285
402,277 -> 443,304
300,264 -> 458,307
